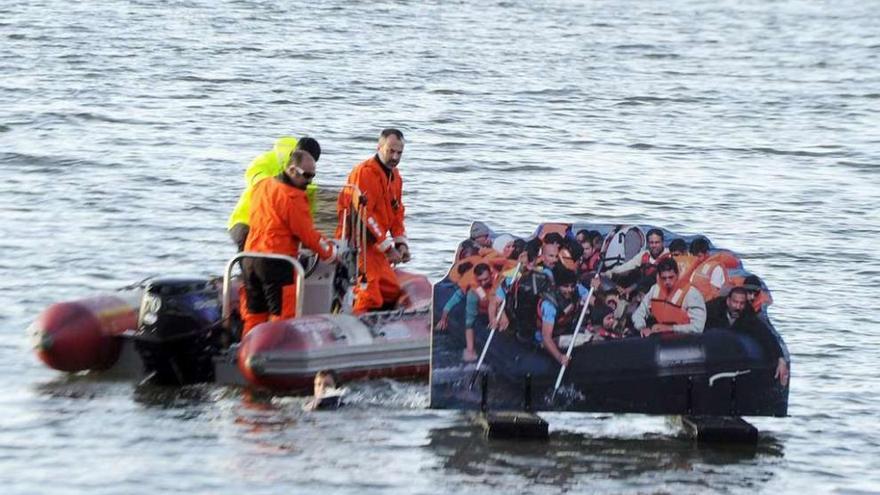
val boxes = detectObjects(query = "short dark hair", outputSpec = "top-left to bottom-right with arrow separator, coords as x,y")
473,263 -> 491,277
575,229 -> 590,241
689,237 -> 710,256
646,228 -> 664,241
315,369 -> 339,386
669,238 -> 687,253
458,239 -> 479,258
524,238 -> 543,262
380,128 -> 404,141
510,238 -> 526,259
564,237 -> 584,260
544,232 -> 564,246
554,266 -> 577,286
728,286 -> 748,299
657,257 -> 679,274
456,261 -> 474,276
295,136 -> 321,161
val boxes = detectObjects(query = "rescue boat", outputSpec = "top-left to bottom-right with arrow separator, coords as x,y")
29,238 -> 432,393
429,222 -> 790,417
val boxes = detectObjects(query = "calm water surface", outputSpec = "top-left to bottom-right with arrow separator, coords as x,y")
1,1 -> 879,493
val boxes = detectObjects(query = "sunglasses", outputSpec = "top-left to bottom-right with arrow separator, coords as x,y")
294,166 -> 316,180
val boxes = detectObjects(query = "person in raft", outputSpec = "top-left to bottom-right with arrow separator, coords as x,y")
632,257 -> 706,337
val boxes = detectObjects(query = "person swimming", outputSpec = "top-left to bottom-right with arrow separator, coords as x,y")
303,369 -> 345,411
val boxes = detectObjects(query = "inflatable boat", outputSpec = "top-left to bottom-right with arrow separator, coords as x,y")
430,222 -> 790,416
30,236 -> 432,393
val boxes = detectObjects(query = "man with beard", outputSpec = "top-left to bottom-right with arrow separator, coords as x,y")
335,129 -> 410,314
243,150 -> 338,334
705,287 -> 789,386
604,228 -> 670,296
632,257 -> 706,337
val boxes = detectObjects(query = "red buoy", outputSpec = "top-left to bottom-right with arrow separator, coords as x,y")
30,295 -> 139,372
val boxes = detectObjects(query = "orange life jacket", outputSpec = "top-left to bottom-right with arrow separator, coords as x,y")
689,252 -> 739,301
449,255 -> 484,290
649,279 -> 694,325
672,253 -> 699,280
751,291 -> 772,313
730,274 -> 774,312
466,259 -> 514,294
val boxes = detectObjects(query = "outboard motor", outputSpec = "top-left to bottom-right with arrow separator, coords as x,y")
133,278 -> 223,385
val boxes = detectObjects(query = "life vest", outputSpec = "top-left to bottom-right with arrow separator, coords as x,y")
470,285 -> 492,315
586,250 -> 601,271
649,279 -> 694,325
537,289 -> 580,336
504,270 -> 552,334
599,225 -> 645,271
751,291 -> 772,313
638,251 -> 670,281
689,252 -> 739,301
672,253 -> 699,280
730,274 -> 774,313
449,255 -> 485,290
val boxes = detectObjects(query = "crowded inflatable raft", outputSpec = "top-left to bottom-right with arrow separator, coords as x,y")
430,222 -> 790,416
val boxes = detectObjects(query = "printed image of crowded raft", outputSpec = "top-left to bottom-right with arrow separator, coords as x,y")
430,222 -> 790,416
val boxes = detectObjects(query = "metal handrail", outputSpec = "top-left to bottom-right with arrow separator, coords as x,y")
338,183 -> 364,243
222,252 -> 305,328
338,183 -> 368,283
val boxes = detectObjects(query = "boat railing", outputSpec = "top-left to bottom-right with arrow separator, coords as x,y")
338,183 -> 367,285
222,252 -> 306,329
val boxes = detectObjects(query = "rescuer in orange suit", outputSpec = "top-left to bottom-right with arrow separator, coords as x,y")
242,149 -> 338,335
336,129 -> 410,314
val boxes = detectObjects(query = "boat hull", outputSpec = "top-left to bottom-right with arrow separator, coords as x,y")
238,311 -> 431,392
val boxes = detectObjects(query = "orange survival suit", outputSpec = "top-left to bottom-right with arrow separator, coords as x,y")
242,173 -> 336,335
336,155 -> 407,314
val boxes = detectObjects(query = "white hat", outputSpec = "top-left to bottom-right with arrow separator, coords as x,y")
492,234 -> 515,254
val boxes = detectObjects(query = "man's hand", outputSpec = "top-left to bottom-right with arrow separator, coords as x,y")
651,323 -> 672,334
386,247 -> 404,264
396,243 -> 411,263
775,358 -> 790,387
497,313 -> 510,331
639,327 -> 652,338
557,354 -> 570,367
436,312 -> 449,331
